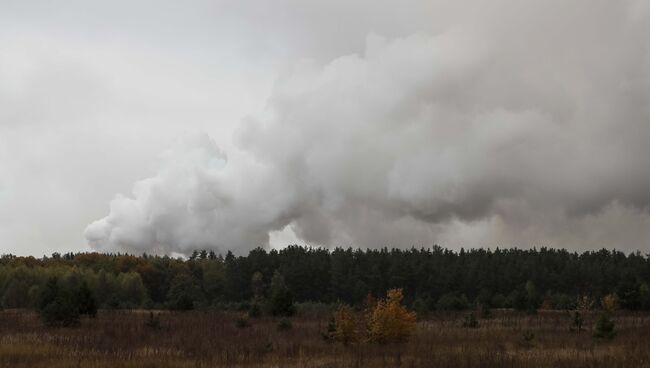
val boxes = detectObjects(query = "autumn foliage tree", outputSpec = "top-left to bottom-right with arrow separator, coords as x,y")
333,304 -> 360,345
333,288 -> 417,345
367,288 -> 417,343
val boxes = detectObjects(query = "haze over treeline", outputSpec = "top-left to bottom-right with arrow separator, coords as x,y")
1,246 -> 649,312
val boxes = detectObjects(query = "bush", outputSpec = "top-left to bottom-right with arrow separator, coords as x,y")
551,293 -> 576,310
462,312 -> 479,328
333,304 -> 360,345
145,312 -> 162,330
76,282 -> 97,317
296,302 -> 336,314
167,273 -> 200,311
276,317 -> 292,331
38,277 -> 81,328
436,293 -> 469,311
322,317 -> 337,342
411,298 -> 429,316
236,315 -> 251,328
593,313 -> 616,339
602,294 -> 620,313
41,299 -> 80,327
248,303 -> 262,318
490,293 -> 507,309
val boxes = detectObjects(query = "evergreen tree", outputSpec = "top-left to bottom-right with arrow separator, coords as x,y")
167,273 -> 201,310
38,277 -> 80,327
76,281 -> 97,317
267,271 -> 295,316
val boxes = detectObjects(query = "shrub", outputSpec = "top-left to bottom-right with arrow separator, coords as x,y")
276,317 -> 292,331
322,317 -> 337,342
367,289 -> 417,344
248,303 -> 262,318
550,293 -> 576,310
411,298 -> 429,316
490,293 -> 507,309
41,300 -> 80,327
462,312 -> 479,328
593,313 -> 616,339
479,303 -> 492,318
236,315 -> 251,328
145,312 -> 162,330
38,277 -> 80,328
333,304 -> 360,345
577,294 -> 594,311
296,302 -> 336,314
602,294 -> 620,313
167,273 -> 200,311
436,293 -> 469,311
76,282 -> 97,317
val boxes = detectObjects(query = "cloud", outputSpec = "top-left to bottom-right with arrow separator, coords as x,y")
86,0 -> 650,254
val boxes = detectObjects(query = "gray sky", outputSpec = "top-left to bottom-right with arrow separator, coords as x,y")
1,0 -> 650,256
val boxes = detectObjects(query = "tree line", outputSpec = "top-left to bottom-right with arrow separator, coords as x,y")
0,246 -> 649,312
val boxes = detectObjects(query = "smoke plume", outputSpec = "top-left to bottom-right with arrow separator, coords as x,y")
86,0 -> 650,254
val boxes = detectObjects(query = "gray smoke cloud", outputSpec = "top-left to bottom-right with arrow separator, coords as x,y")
86,0 -> 650,254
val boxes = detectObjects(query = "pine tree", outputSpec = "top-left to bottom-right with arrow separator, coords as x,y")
76,281 -> 97,317
38,277 -> 80,327
267,271 -> 295,316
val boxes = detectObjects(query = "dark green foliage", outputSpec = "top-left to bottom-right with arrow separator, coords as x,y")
248,303 -> 262,318
276,317 -> 292,331
235,315 -> 251,328
76,282 -> 97,317
167,273 -> 200,311
41,298 -> 80,327
490,293 -> 507,308
2,279 -> 29,308
462,312 -> 479,328
38,277 -> 80,327
524,280 -> 540,313
593,313 -> 616,339
436,293 -> 469,310
551,293 -> 576,310
411,298 -> 429,316
1,246 -> 650,313
641,283 -> 650,309
479,303 -> 492,318
510,289 -> 528,311
322,317 -> 337,341
267,271 -> 295,316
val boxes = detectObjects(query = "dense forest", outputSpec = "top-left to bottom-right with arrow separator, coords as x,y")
1,246 -> 649,312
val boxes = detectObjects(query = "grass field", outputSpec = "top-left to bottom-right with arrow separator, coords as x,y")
0,309 -> 648,367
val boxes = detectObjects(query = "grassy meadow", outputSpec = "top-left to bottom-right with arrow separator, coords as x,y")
0,309 -> 648,368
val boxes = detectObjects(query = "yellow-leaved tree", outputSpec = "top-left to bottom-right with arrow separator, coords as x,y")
602,293 -> 620,313
367,288 -> 417,343
334,304 -> 361,346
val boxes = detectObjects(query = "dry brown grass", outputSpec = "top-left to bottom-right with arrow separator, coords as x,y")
0,309 -> 649,367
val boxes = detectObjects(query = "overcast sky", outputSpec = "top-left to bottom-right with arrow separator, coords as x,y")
1,0 -> 650,256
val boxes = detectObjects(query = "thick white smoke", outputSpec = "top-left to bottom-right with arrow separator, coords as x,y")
86,0 -> 650,254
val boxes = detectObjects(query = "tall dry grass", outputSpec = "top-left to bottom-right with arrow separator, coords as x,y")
0,309 -> 649,367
